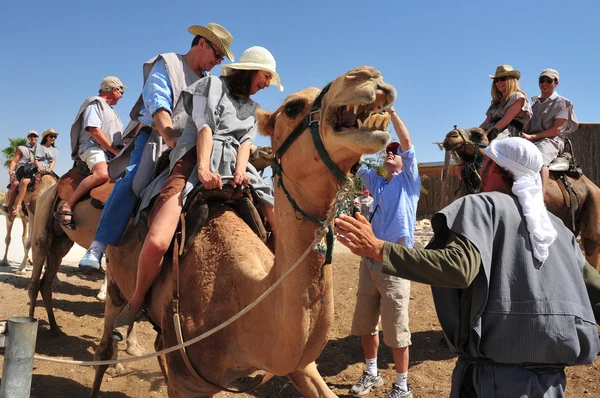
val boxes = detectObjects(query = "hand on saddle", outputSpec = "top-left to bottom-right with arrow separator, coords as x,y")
231,170 -> 250,188
198,168 -> 223,190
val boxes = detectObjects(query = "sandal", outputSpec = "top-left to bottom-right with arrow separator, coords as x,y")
54,205 -> 75,230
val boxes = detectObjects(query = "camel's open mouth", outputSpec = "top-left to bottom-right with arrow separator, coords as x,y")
330,89 -> 391,133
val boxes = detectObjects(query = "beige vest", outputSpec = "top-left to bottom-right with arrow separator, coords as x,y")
70,96 -> 123,159
108,53 -> 201,195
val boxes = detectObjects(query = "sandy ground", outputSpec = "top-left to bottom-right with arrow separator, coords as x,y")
0,216 -> 598,397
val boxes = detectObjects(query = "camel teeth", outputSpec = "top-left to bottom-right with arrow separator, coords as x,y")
345,105 -> 351,112
357,119 -> 363,128
353,104 -> 359,114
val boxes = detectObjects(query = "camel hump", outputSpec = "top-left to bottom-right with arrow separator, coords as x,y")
57,166 -> 87,201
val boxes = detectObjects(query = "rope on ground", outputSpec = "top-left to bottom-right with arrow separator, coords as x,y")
31,179 -> 352,367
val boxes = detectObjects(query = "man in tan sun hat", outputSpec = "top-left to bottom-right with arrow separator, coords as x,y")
79,22 -> 234,272
54,76 -> 127,228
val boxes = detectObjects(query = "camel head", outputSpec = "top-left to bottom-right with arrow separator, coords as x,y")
443,127 -> 489,163
257,66 -> 396,178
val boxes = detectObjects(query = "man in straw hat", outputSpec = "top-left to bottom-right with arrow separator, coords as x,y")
335,137 -> 600,398
55,76 -> 127,228
521,68 -> 579,195
347,106 -> 420,398
79,23 -> 234,271
5,130 -> 39,215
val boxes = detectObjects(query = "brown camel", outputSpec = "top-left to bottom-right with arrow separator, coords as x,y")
90,66 -> 395,397
443,127 -> 600,270
27,179 -> 144,364
1,173 -> 57,273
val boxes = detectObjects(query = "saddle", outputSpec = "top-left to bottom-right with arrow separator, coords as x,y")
548,138 -> 582,178
138,184 -> 269,261
28,170 -> 58,192
57,162 -> 113,207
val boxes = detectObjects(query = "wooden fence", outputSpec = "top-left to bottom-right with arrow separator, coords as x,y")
569,123 -> 600,186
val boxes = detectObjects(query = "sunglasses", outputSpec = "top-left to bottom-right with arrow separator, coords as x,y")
539,77 -> 556,84
493,76 -> 510,83
115,87 -> 124,94
47,135 -> 57,139
27,135 -> 38,138
207,41 -> 225,61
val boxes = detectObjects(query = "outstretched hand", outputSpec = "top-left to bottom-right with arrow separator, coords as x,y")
334,213 -> 385,262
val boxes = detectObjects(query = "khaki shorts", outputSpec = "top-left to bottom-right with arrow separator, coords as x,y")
79,146 -> 108,170
533,138 -> 564,166
351,257 -> 411,348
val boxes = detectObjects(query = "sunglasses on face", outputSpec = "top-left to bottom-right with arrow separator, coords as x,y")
48,135 -> 57,139
539,77 -> 556,84
27,135 -> 38,139
493,77 -> 509,83
115,87 -> 124,94
207,41 -> 225,61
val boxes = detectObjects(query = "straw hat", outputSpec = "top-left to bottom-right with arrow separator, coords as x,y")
188,23 -> 234,62
221,46 -> 283,92
489,65 -> 521,80
42,128 -> 59,139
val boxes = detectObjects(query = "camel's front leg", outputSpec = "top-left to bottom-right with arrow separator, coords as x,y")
1,216 -> 15,267
96,275 -> 107,302
17,215 -> 32,273
287,361 -> 337,398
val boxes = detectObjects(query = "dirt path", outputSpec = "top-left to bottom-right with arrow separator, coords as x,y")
0,216 -> 598,397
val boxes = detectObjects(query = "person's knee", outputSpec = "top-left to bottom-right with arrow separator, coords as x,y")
92,169 -> 110,183
143,233 -> 172,258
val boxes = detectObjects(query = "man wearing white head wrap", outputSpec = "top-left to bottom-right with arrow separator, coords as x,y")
484,137 -> 557,264
333,137 -> 600,397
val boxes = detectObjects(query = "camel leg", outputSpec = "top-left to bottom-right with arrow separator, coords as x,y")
154,334 -> 169,383
90,281 -> 127,398
125,323 -> 145,357
39,235 -> 73,334
287,361 -> 337,398
17,214 -> 31,273
1,216 -> 14,267
96,275 -> 107,302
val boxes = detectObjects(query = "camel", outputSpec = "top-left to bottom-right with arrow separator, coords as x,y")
443,127 -> 600,270
1,173 -> 57,273
90,66 -> 395,397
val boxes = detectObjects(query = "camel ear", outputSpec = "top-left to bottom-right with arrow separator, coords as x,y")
257,108 -> 275,137
468,127 -> 486,142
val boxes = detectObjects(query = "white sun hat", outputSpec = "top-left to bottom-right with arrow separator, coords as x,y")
221,46 -> 283,92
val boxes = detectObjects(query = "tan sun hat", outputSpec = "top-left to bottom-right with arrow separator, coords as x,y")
489,65 -> 521,80
540,68 -> 559,81
188,23 -> 234,62
42,128 -> 59,139
221,46 -> 283,92
100,76 -> 128,91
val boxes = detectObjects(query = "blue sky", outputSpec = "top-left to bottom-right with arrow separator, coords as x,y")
1,0 -> 599,189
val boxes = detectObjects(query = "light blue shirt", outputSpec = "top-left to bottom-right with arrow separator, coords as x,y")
82,103 -> 102,129
358,146 -> 421,247
138,59 -> 174,125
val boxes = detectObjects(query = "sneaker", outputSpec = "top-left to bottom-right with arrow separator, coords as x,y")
349,371 -> 384,396
111,305 -> 142,342
79,247 -> 104,272
386,383 -> 412,398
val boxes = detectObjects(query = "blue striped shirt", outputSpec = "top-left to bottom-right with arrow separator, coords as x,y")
358,146 -> 421,247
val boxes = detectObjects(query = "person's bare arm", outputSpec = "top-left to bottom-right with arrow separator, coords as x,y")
492,98 -> 524,131
480,115 -> 491,129
8,150 -> 22,180
521,118 -> 565,141
153,109 -> 178,148
232,141 -> 252,188
196,126 -> 222,190
387,106 -> 412,152
88,127 -> 120,155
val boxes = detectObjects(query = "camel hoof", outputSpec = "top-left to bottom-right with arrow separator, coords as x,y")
126,343 -> 145,357
107,363 -> 126,376
27,258 -> 33,265
15,270 -> 27,276
0,259 -> 10,267
96,290 -> 106,302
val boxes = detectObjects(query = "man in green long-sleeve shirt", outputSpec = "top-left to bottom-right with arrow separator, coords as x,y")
335,137 -> 600,398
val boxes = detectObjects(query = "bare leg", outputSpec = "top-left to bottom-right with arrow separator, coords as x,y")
66,162 -> 109,212
128,194 -> 182,310
361,334 -> 379,359
392,346 -> 409,374
12,178 -> 31,216
287,361 -> 337,398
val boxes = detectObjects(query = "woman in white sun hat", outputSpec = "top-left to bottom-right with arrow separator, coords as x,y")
112,46 -> 282,339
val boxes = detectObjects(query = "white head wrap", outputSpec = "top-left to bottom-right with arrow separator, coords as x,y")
484,137 -> 557,264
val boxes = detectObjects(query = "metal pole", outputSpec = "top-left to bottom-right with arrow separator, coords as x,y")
0,317 -> 38,398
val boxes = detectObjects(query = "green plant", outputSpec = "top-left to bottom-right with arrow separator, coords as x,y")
2,137 -> 28,168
